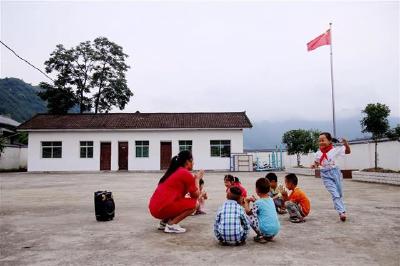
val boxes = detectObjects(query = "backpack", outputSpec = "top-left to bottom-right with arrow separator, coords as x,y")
94,191 -> 115,221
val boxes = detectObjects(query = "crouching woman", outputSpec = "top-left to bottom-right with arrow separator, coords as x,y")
149,150 -> 204,233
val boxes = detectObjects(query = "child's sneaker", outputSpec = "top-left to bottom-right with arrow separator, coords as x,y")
158,221 -> 167,230
235,240 -> 246,246
290,217 -> 305,223
219,240 -> 245,246
253,235 -> 268,244
164,224 -> 186,234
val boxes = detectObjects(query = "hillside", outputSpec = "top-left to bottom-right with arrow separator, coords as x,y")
0,77 -> 81,123
0,78 -> 47,122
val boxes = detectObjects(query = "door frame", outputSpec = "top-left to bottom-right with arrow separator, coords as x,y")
100,142 -> 112,171
118,141 -> 129,171
160,141 -> 172,170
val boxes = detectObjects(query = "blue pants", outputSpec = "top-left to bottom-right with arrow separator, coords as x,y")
321,167 -> 346,214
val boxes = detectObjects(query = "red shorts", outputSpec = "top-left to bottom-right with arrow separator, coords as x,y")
150,198 -> 197,220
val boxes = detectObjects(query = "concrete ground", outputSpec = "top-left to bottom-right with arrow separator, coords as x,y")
0,171 -> 399,266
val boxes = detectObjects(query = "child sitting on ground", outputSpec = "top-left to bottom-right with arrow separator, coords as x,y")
265,173 -> 286,214
214,187 -> 250,246
244,178 -> 281,243
195,178 -> 208,215
281,173 -> 311,223
224,175 -> 248,199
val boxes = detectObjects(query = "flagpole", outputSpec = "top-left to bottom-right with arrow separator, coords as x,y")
329,22 -> 337,138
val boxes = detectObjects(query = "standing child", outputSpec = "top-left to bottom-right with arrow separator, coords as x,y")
244,178 -> 280,243
195,179 -> 208,215
214,187 -> 250,246
265,173 -> 286,214
281,173 -> 311,223
312,132 -> 351,222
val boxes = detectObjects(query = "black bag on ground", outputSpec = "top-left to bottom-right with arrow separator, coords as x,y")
94,191 -> 115,221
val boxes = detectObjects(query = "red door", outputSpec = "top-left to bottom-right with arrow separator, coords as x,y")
100,142 -> 111,170
160,142 -> 172,170
118,142 -> 128,170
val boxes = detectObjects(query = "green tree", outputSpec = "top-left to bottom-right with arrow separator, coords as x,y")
360,103 -> 391,169
282,129 -> 320,167
39,37 -> 133,114
92,37 -> 132,113
38,82 -> 76,114
17,132 -> 28,145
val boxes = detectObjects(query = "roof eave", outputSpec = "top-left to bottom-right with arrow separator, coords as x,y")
17,127 -> 250,132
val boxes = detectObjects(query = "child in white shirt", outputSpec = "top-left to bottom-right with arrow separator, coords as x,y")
312,132 -> 351,222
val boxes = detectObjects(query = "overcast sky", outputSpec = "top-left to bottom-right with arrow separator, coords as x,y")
1,1 -> 399,123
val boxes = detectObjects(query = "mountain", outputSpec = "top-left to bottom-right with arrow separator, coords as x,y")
244,116 -> 400,149
0,78 -> 47,123
0,77 -> 79,123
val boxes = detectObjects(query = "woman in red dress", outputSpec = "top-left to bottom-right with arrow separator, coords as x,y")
149,150 -> 204,233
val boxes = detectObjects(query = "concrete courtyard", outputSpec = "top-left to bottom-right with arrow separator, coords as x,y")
0,171 -> 399,266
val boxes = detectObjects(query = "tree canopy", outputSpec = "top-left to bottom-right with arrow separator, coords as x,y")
360,103 -> 392,169
39,37 -> 133,114
360,103 -> 390,140
282,129 -> 320,166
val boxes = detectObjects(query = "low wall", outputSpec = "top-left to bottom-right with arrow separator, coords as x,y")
352,171 -> 400,186
315,169 -> 354,179
0,145 -> 27,170
286,168 -> 315,176
250,140 -> 400,171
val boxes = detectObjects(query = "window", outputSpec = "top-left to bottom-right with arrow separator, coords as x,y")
210,140 -> 231,157
179,140 -> 192,152
41,141 -> 62,158
80,141 -> 93,158
136,141 -> 149,158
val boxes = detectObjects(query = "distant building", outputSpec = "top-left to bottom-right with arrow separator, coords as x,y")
18,112 -> 252,172
0,115 -> 20,144
0,115 -> 27,170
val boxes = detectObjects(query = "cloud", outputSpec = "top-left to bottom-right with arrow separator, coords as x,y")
1,1 -> 399,122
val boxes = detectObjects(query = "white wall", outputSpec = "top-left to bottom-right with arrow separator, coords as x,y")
0,146 -> 27,170
19,146 -> 27,168
284,153 -> 316,169
27,129 -> 244,172
253,140 -> 400,171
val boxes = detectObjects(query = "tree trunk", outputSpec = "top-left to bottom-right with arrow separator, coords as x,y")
374,140 -> 378,169
94,80 -> 102,114
297,154 -> 301,167
94,88 -> 101,114
94,63 -> 106,114
80,89 -> 84,113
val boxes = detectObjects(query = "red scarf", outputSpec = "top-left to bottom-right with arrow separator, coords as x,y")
320,144 -> 333,164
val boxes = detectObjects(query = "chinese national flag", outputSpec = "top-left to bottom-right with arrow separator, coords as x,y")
307,29 -> 331,51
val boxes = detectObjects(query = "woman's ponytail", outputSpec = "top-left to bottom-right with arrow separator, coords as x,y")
158,150 -> 193,184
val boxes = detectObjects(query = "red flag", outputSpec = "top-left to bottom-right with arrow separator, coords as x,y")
307,29 -> 331,51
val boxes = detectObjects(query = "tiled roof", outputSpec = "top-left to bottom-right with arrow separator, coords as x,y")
18,112 -> 252,130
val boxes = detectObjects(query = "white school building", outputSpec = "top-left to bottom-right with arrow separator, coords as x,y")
17,112 -> 252,172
